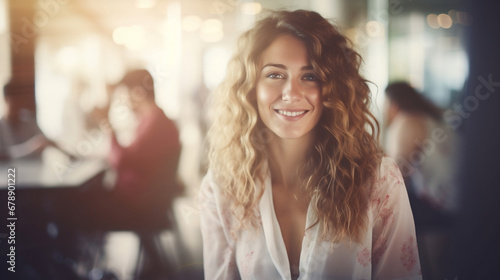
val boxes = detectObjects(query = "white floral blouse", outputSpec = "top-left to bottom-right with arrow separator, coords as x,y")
199,157 -> 422,280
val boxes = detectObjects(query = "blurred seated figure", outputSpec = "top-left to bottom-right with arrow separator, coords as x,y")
106,69 -> 182,207
383,81 -> 457,279
86,69 -> 182,279
90,69 -> 183,221
20,70 -> 183,279
384,82 -> 457,219
0,82 -> 56,160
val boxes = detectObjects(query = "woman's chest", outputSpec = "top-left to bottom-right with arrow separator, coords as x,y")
272,186 -> 309,274
273,196 -> 307,248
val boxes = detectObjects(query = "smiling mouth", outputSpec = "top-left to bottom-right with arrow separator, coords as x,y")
275,109 -> 308,117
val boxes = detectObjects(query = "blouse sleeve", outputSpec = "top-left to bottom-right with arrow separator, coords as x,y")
199,172 -> 240,280
371,158 -> 422,280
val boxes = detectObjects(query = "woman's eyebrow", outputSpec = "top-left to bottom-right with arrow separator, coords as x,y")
261,64 -> 314,70
262,63 -> 286,70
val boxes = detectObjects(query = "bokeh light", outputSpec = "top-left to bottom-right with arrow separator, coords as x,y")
199,19 -> 223,43
437,13 -> 453,29
365,20 -> 384,37
241,2 -> 262,15
182,15 -> 202,32
427,14 -> 440,29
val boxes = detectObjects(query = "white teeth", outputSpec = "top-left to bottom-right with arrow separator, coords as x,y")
277,110 -> 306,117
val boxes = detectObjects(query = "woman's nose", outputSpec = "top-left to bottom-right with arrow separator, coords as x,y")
282,79 -> 301,102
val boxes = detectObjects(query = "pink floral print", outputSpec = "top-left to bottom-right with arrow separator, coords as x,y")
400,236 -> 417,271
357,248 -> 371,267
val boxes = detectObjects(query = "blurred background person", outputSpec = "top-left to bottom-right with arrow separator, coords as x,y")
97,69 -> 183,206
79,69 -> 184,279
0,82 -> 64,160
383,81 -> 457,279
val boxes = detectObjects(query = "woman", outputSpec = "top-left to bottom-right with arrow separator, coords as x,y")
384,82 -> 456,216
384,82 -> 456,280
200,10 -> 421,280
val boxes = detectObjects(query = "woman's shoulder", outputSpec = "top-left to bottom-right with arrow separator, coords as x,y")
376,156 -> 405,187
199,170 -> 235,207
368,157 -> 406,204
379,156 -> 401,176
200,170 -> 220,198
199,170 -> 234,221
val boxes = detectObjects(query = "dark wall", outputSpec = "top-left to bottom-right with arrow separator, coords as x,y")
450,0 -> 500,279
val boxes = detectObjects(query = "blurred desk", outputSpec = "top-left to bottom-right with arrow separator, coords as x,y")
0,156 -> 110,279
0,157 -> 108,189
0,154 -> 177,279
0,155 -> 109,232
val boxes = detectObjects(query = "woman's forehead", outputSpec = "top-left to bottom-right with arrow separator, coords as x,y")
259,35 -> 311,67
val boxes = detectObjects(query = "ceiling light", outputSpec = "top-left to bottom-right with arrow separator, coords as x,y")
241,2 -> 262,15
135,0 -> 156,9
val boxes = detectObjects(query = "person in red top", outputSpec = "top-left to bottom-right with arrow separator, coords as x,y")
107,69 -> 181,207
103,69 -> 182,278
42,70 -> 182,279
86,69 -> 182,229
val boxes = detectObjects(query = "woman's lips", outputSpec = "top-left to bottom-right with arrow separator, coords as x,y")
276,109 -> 306,116
274,109 -> 309,120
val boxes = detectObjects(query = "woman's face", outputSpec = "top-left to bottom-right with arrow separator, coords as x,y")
256,34 -> 322,140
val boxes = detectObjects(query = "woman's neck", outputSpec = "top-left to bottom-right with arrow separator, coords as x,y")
267,133 -> 314,190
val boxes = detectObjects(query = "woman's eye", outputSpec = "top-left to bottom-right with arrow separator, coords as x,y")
302,73 -> 318,81
266,72 -> 284,79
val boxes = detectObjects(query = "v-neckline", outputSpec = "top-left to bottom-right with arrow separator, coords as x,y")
259,172 -> 314,280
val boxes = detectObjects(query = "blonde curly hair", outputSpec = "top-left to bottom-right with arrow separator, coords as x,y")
207,10 -> 382,243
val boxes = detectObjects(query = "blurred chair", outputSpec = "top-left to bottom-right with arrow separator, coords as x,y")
90,146 -> 185,280
130,146 -> 184,280
42,147 -> 184,280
